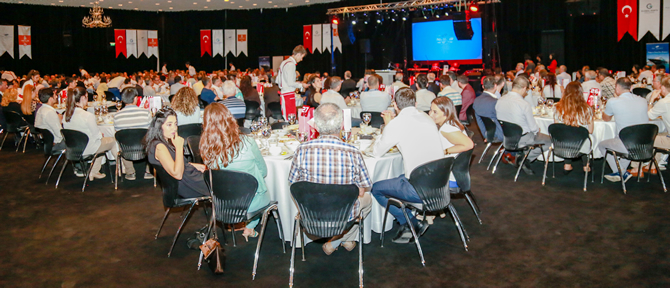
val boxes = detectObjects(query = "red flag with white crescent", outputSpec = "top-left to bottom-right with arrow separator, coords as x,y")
201,29 -> 211,57
617,0 -> 637,41
303,25 -> 312,53
115,29 -> 126,58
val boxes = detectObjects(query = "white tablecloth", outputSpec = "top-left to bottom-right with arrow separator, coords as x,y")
534,116 -> 666,159
264,151 -> 404,247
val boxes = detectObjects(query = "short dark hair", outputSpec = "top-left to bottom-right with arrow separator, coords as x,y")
616,77 -> 632,90
598,68 -> 611,77
395,87 -> 416,110
121,87 -> 139,104
174,75 -> 181,83
202,77 -> 211,86
482,76 -> 496,90
416,74 -> 428,89
38,88 -> 54,103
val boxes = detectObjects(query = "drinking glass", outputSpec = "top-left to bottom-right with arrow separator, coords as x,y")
546,99 -> 554,107
362,113 -> 372,126
259,117 -> 268,127
287,113 -> 297,125
116,101 -> 122,110
341,130 -> 352,143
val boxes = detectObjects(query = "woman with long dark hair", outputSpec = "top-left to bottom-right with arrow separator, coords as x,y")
542,73 -> 563,99
304,75 -> 322,108
62,87 -> 116,181
199,103 -> 269,241
144,108 -> 209,198
553,82 -> 594,173
239,75 -> 261,105
428,97 -> 474,157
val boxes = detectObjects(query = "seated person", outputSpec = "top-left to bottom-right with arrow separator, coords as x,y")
240,75 -> 261,106
34,88 -> 66,151
319,76 -> 351,110
304,75 -> 323,107
199,77 -> 218,105
414,74 -> 436,112
288,103 -> 373,254
437,75 -> 462,105
114,87 -> 154,180
473,76 -> 504,142
218,80 -> 246,119
171,87 -> 202,125
359,73 -> 391,113
200,103 -> 269,241
145,108 -> 209,198
553,82 -> 594,173
1,88 -> 21,115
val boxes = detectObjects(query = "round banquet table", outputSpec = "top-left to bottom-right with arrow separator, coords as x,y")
534,116 -> 666,159
263,150 -> 403,247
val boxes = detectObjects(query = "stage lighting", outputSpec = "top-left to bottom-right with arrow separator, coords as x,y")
469,1 -> 479,12
401,10 -> 409,21
331,16 -> 339,25
363,13 -> 369,24
422,9 -> 427,19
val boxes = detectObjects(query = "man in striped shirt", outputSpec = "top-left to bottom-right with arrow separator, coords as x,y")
113,87 -> 153,180
218,80 -> 246,119
288,103 -> 372,255
437,75 -> 462,105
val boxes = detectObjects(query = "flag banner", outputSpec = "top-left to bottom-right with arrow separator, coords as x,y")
115,29 -> 126,58
638,0 -> 660,40
126,29 -> 137,58
322,24 -> 331,53
201,29 -> 211,56
236,29 -> 247,56
137,30 -> 148,57
617,0 -> 638,41
148,30 -> 158,57
212,29 -> 223,57
0,25 -> 13,58
303,25 -> 312,53
225,29 -> 236,56
312,24 -> 322,53
18,25 -> 30,59
332,23 -> 342,52
663,2 -> 670,40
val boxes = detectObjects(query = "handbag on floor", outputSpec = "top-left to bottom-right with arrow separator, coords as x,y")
201,170 -> 225,274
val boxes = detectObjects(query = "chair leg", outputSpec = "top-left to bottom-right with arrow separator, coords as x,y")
47,152 -> 65,185
289,217 -> 299,288
231,225 -> 237,247
300,223 -> 306,261
400,204 -> 425,266
447,204 -> 468,251
491,148 -> 505,174
115,153 -> 120,190
488,144 -> 503,171
168,201 -> 197,257
637,161 -> 643,182
40,156 -> 53,179
55,160 -> 70,189
155,207 -> 171,239
601,152 -> 608,184
82,153 -> 101,193
653,158 -> 667,192
358,217 -> 364,288
450,204 -> 469,241
271,209 -> 286,253
583,156 -> 589,192
612,152 -> 626,194
464,192 -> 483,225
0,132 -> 8,150
478,142 -> 492,164
542,149 -> 552,186
552,150 -> 556,178
16,130 -> 26,152
22,130 -> 29,153
252,210 -> 270,280
590,152 -> 595,183
380,201 -> 391,247
514,149 -> 532,182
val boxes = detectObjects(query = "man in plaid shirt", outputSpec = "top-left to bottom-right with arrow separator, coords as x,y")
288,103 -> 373,255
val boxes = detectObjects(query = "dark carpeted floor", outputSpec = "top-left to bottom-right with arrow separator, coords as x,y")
1,134 -> 670,288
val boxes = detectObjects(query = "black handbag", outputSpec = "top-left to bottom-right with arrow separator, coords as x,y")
202,170 -> 224,274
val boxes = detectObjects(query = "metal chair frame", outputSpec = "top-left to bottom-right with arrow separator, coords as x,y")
542,124 -> 595,192
489,121 -> 545,182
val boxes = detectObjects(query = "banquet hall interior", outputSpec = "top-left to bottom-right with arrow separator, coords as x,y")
1,0 -> 670,287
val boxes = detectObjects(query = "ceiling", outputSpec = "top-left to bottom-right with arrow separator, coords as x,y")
1,0 -> 341,11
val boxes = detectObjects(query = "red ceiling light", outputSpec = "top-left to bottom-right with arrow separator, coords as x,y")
332,16 -> 339,25
469,1 -> 479,12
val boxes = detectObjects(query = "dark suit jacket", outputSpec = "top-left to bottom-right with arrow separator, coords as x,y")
473,92 -> 503,142
340,79 -> 357,97
427,82 -> 441,95
460,84 -> 476,121
264,84 -> 280,117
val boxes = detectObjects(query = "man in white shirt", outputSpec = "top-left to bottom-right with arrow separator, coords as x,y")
515,63 -> 525,76
387,72 -> 409,97
34,88 -> 66,151
495,76 -> 552,175
371,87 -> 443,243
598,78 -> 649,182
638,65 -> 654,84
414,74 -> 436,111
170,76 -> 185,95
79,67 -> 89,78
646,76 -> 663,104
186,62 -> 196,77
648,76 -> 670,167
277,45 -> 310,119
556,65 -> 571,85
581,70 -> 602,101
151,75 -> 169,95
320,76 -> 351,109
107,75 -> 125,89
360,73 -> 391,112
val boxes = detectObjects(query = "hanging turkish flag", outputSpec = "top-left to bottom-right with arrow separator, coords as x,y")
201,29 -> 211,57
115,29 -> 126,58
303,25 -> 312,53
617,0 -> 637,41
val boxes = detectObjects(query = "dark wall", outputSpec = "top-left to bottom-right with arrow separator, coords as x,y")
0,0 -> 666,78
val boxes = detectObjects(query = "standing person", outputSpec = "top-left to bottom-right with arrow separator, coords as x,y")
161,63 -> 168,75
277,45 -> 310,120
186,62 -> 196,77
547,54 -> 558,73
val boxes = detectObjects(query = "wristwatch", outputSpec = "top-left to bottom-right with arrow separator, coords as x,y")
445,148 -> 449,155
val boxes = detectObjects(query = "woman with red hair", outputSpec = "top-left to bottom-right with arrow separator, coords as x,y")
199,103 -> 269,241
553,81 -> 594,173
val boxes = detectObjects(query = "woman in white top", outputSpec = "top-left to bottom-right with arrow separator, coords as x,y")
62,87 -> 116,181
542,73 -> 564,99
170,87 -> 202,125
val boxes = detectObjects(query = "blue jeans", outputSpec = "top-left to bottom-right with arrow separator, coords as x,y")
371,175 -> 420,226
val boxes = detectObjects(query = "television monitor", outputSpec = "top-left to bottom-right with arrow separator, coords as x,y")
412,18 -> 482,62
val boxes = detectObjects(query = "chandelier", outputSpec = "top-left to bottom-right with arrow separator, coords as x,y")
82,2 -> 112,28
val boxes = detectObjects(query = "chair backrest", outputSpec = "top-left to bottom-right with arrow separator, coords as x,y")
37,128 -> 58,156
464,105 -> 476,124
632,88 -> 652,98
290,182 -> 359,238
107,106 -> 118,113
4,110 -> 27,132
154,164 -> 181,207
454,105 -> 462,118
619,123 -> 659,161
115,128 -> 148,161
479,116 -> 498,142
61,129 -> 89,161
186,135 -> 202,164
197,96 -> 208,109
267,102 -> 283,120
178,123 -> 202,139
546,97 -> 561,103
499,121 -> 524,150
169,95 -> 174,103
452,148 -> 474,192
359,111 -> 384,128
244,100 -> 261,120
209,169 -> 259,224
548,123 -> 589,159
104,91 -> 115,101
271,122 -> 288,130
408,157 -> 455,212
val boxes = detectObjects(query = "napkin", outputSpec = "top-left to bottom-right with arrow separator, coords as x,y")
342,109 -> 351,131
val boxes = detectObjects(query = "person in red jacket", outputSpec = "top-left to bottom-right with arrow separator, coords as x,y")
456,75 -> 475,121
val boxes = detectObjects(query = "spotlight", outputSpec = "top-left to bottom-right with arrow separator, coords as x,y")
331,16 -> 339,25
422,9 -> 427,19
401,10 -> 409,21
352,19 -> 357,25
469,1 -> 479,12
363,13 -> 369,24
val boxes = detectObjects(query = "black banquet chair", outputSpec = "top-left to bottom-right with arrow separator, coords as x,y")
632,87 -> 652,99
450,148 -> 482,225
271,121 -> 289,130
267,102 -> 283,121
153,165 -> 211,257
198,170 -> 285,280
289,182 -> 364,287
104,91 -> 115,102
114,128 -> 152,189
359,111 -> 384,128
478,116 -> 502,164
178,123 -> 202,159
1,110 -> 30,152
543,124 -> 594,191
186,135 -> 202,164
244,100 -> 261,122
600,124 -> 665,194
36,128 -> 66,184
489,121 -> 546,182
380,157 -> 469,267
57,129 -> 114,192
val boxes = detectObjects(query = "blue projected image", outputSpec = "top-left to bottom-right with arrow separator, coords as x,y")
412,18 -> 482,61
